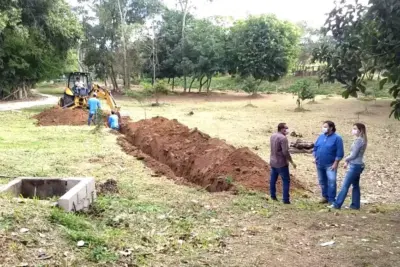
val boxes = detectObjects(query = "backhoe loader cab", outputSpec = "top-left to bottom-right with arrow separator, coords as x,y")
67,72 -> 91,93
58,72 -> 120,112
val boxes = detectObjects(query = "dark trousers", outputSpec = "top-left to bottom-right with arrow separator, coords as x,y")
270,166 -> 290,203
88,112 -> 96,126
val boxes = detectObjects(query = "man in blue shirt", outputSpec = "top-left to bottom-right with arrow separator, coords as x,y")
87,93 -> 101,126
313,120 -> 344,204
108,110 -> 119,130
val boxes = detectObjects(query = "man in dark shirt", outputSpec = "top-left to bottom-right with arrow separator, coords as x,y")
270,123 -> 296,204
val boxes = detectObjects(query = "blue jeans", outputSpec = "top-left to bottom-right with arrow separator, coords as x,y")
316,164 -> 337,203
270,166 -> 290,203
334,164 -> 364,209
88,112 -> 96,126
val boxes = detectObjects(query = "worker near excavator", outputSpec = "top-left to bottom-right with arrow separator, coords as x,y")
88,93 -> 101,126
108,110 -> 120,130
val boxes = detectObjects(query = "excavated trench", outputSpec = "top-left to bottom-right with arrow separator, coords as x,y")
119,117 -> 306,193
33,107 -> 306,193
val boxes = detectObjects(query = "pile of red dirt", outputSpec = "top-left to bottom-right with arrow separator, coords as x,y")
33,106 -> 88,126
119,117 -> 306,193
33,106 -> 130,126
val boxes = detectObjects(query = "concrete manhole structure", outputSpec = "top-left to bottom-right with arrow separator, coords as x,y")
0,177 -> 96,212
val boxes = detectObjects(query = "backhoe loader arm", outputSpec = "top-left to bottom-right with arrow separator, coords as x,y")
90,84 -> 120,111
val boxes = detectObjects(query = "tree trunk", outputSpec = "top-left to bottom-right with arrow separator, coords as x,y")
199,75 -> 205,92
23,82 -> 27,99
189,77 -> 195,92
206,77 -> 212,93
152,33 -> 156,88
172,77 -> 175,91
110,65 -> 119,91
168,77 -> 170,84
18,87 -> 23,99
180,1 -> 189,92
117,0 -> 130,91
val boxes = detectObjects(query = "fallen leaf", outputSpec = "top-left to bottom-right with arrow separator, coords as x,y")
77,240 -> 85,247
19,228 -> 29,233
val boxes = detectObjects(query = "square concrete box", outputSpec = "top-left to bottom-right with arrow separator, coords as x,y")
0,177 -> 96,212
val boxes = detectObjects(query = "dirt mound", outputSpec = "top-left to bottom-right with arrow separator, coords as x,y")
120,117 -> 306,193
97,179 -> 119,195
33,106 -> 88,126
33,106 -> 130,127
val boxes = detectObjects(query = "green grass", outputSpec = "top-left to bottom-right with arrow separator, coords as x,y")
0,108 -> 243,265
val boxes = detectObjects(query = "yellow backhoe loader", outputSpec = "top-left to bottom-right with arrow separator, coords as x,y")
58,72 -> 120,112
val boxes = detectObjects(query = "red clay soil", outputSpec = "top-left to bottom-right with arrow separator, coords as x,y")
33,106 -> 130,126
119,117 -> 306,193
33,106 -> 89,126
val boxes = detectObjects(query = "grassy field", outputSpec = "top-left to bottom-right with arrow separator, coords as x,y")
0,90 -> 399,266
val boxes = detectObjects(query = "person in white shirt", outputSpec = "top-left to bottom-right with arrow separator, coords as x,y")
75,77 -> 84,88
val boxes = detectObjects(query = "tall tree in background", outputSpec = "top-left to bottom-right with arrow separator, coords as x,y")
0,0 -> 81,99
175,0 -> 212,92
313,0 -> 400,119
79,0 -> 160,91
227,15 -> 300,93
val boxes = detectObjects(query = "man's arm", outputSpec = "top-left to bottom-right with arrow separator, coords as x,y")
331,136 -> 344,170
312,135 -> 320,158
281,138 -> 295,168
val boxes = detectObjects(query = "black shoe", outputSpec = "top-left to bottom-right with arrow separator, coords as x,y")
283,201 -> 291,204
271,197 -> 278,201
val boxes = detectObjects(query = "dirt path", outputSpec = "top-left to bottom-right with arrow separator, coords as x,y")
0,91 -> 58,111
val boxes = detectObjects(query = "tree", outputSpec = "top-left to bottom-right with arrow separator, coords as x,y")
0,0 -> 81,99
312,0 -> 400,119
289,79 -> 315,109
78,0 -> 160,91
174,0 -> 212,92
186,18 -> 226,93
294,21 -> 332,76
152,9 -> 192,89
227,15 -> 301,93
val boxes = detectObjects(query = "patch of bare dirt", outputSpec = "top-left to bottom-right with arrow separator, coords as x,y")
119,117 -> 307,193
97,179 -> 119,195
129,91 -> 270,103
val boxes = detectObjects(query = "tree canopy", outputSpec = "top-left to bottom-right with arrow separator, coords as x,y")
227,15 -> 300,82
313,0 -> 400,119
0,0 -> 81,99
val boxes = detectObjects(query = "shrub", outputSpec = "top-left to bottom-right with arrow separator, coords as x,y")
288,79 -> 315,108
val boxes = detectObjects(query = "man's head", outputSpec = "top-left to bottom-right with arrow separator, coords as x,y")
322,120 -> 336,134
92,93 -> 97,98
76,77 -> 80,81
111,110 -> 115,115
277,123 -> 289,135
